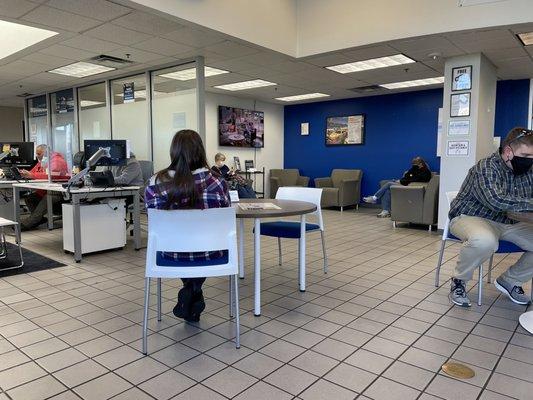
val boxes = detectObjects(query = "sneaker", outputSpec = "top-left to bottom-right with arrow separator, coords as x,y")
185,290 -> 206,323
494,277 -> 530,305
376,210 -> 390,218
173,285 -> 194,319
363,196 -> 377,204
449,278 -> 471,307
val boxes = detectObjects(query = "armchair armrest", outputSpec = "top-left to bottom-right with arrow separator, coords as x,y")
390,185 -> 425,223
338,179 -> 360,206
314,177 -> 332,188
270,176 -> 280,198
296,176 -> 310,187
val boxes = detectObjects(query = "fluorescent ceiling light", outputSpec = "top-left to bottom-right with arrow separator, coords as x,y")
214,79 -> 276,91
326,54 -> 415,74
380,76 -> 444,90
517,32 -> 533,46
0,20 -> 57,61
275,93 -> 330,102
80,100 -> 104,107
159,66 -> 229,81
48,62 -> 115,78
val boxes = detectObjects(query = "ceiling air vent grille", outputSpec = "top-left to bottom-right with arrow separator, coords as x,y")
89,55 -> 133,69
348,85 -> 382,94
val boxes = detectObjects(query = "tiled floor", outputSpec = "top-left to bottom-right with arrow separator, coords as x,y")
0,208 -> 531,400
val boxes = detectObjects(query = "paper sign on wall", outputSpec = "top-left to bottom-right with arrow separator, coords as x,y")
448,120 -> 470,135
123,83 -> 134,103
436,108 -> 443,157
447,140 -> 469,156
301,122 -> 309,136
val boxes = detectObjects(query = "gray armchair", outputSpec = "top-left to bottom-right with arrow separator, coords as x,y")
270,169 -> 309,198
314,169 -> 362,211
390,173 -> 440,231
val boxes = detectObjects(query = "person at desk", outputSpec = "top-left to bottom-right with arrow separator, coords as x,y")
101,152 -> 143,187
145,129 -> 230,322
448,127 -> 533,307
19,145 -> 70,231
211,152 -> 231,179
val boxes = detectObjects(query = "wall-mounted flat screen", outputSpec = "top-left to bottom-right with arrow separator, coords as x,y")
218,106 -> 264,148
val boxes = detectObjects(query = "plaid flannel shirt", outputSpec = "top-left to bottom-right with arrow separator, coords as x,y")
145,168 -> 231,262
449,152 -> 533,224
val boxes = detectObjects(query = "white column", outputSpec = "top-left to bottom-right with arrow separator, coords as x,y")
438,53 -> 497,229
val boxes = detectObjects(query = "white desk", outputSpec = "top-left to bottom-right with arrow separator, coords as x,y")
0,179 -> 48,221
13,182 -> 142,262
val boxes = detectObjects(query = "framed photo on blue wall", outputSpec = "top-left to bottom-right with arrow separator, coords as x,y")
325,114 -> 365,146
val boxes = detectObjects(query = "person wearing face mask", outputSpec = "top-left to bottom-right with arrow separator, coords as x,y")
363,156 -> 432,217
448,127 -> 533,308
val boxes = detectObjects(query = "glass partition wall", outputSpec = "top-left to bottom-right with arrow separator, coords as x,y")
50,89 -> 77,172
78,82 -> 110,143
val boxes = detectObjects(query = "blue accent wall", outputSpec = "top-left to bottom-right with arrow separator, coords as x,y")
283,80 -> 530,198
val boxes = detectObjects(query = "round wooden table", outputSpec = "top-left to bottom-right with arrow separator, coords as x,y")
234,199 -> 317,316
509,212 -> 533,334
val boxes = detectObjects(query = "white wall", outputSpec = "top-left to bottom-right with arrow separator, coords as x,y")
205,92 -> 284,198
0,107 -> 24,142
112,100 -> 151,161
79,106 -> 111,143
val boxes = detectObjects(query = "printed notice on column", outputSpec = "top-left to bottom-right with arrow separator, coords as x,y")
447,140 -> 469,156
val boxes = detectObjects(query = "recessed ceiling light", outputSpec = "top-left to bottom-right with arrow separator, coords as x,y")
48,62 -> 115,78
214,79 -> 276,91
380,77 -> 444,90
326,54 -> 416,74
517,32 -> 533,46
275,93 -> 330,102
159,66 -> 229,81
0,20 -> 57,61
80,100 -> 104,107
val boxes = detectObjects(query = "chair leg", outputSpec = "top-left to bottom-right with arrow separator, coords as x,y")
157,278 -> 162,322
142,277 -> 150,355
428,225 -> 432,232
277,237 -> 282,266
340,206 -> 344,212
478,264 -> 483,306
435,239 -> 447,287
356,204 -> 359,211
0,228 -> 6,259
320,230 -> 328,274
487,255 -> 494,283
15,226 -> 23,269
229,276 -> 234,318
531,278 -> 533,302
233,274 -> 240,349
392,221 -> 397,229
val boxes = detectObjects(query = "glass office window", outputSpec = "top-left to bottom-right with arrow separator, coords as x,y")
111,74 -> 150,161
50,89 -> 77,173
27,95 -> 48,146
151,63 -> 198,171
78,83 -> 110,146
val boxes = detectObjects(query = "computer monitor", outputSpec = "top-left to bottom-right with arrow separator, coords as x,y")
0,142 -> 35,168
83,140 -> 128,167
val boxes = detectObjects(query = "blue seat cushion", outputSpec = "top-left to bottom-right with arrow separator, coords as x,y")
156,250 -> 228,267
447,235 -> 523,253
259,221 -> 320,239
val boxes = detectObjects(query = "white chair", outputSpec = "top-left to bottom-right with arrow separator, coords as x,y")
435,191 -> 529,306
142,207 -> 240,355
0,218 -> 23,271
259,187 -> 327,274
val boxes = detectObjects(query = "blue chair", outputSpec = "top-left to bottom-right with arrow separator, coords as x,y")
259,187 -> 327,274
435,192 -> 528,306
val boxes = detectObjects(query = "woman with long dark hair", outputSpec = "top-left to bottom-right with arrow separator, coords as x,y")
145,130 -> 230,322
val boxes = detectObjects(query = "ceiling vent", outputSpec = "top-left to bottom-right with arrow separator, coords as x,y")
16,93 -> 33,98
89,54 -> 133,69
348,85 -> 382,94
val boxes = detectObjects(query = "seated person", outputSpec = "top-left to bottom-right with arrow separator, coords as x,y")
211,152 -> 231,179
145,129 -> 230,322
101,152 -> 144,186
448,127 -> 532,307
19,145 -> 70,231
363,156 -> 432,218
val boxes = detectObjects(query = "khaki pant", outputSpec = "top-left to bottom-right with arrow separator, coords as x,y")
450,215 -> 533,286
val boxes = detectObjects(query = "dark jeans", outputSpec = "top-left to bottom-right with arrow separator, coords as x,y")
21,192 -> 63,230
182,278 -> 205,292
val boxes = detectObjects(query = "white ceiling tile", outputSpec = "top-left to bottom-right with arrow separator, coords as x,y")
342,44 -> 399,61
0,0 -> 38,18
446,29 -> 519,51
494,56 -> 533,70
0,60 -> 49,75
38,44 -> 96,60
162,27 -> 225,48
131,37 -> 194,57
302,53 -> 353,67
204,41 -> 260,58
205,73 -> 250,86
60,35 -> 122,53
45,0 -> 131,21
484,47 -> 528,62
20,52 -> 73,68
21,5 -> 102,32
236,51 -> 291,66
208,58 -> 261,73
112,11 -> 183,35
105,47 -> 163,63
84,23 -> 152,46
269,61 -> 314,74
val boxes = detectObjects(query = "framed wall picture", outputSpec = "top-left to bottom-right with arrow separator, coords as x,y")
452,66 -> 472,91
325,114 -> 365,146
450,93 -> 470,117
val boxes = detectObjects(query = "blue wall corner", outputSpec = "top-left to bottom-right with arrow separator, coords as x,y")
283,80 -> 530,199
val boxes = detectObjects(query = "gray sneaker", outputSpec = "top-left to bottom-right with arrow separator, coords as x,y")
449,278 -> 471,307
494,277 -> 530,305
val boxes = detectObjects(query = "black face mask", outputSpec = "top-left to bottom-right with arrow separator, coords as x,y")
510,155 -> 533,176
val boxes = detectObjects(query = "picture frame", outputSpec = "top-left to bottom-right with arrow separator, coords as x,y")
451,65 -> 472,91
325,114 -> 365,146
450,93 -> 470,117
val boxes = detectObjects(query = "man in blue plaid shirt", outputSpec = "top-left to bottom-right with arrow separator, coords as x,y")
449,127 -> 533,307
